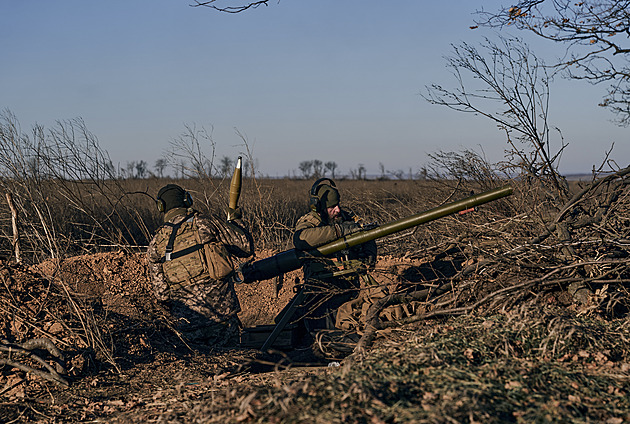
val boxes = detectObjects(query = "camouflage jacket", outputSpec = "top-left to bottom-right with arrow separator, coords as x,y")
147,208 -> 254,325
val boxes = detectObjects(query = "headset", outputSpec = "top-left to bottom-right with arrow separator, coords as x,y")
156,185 -> 193,213
309,178 -> 336,213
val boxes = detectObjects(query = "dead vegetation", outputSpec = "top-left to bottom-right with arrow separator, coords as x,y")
1,109 -> 629,422
0,163 -> 629,422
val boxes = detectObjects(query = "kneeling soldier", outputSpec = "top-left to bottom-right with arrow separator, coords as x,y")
292,178 -> 378,335
147,184 -> 254,348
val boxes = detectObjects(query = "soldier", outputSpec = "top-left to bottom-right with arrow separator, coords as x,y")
292,178 -> 377,336
147,184 -> 254,348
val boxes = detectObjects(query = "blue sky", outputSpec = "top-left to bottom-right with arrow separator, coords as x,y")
1,1 -> 627,177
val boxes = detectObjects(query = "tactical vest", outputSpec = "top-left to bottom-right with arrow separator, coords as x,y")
154,213 -> 234,290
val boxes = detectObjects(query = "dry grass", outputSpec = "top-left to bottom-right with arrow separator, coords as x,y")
61,311 -> 629,424
2,171 -> 630,423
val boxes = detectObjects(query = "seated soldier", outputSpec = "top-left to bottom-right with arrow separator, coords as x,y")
146,184 -> 254,348
292,178 -> 377,335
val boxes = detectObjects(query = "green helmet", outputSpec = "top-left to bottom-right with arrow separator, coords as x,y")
309,178 -> 339,212
156,184 -> 193,213
318,185 -> 340,208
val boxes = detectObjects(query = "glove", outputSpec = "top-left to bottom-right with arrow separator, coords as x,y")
227,207 -> 242,221
361,222 -> 379,231
336,221 -> 362,237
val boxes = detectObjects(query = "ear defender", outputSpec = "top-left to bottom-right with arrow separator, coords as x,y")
183,191 -> 193,208
309,178 -> 336,213
156,198 -> 166,212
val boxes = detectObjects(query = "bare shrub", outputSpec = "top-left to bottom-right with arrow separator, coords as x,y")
423,36 -> 570,208
0,110 -> 155,262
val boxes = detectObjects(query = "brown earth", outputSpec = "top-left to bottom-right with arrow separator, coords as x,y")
3,225 -> 629,423
0,249 -> 426,423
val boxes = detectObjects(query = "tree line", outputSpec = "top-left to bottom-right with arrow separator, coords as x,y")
120,156 -> 254,180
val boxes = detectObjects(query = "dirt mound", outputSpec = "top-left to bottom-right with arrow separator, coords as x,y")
2,245 -> 629,423
0,246 -> 433,420
1,249 -> 419,383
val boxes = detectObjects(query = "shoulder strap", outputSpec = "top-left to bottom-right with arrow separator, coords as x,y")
160,212 -> 200,262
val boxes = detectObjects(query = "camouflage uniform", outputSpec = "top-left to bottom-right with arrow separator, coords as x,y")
293,209 -> 377,332
147,207 -> 253,347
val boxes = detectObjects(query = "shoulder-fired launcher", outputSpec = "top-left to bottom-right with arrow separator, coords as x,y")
240,185 -> 513,283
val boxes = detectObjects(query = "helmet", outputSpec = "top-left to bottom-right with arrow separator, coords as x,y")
309,178 -> 339,213
156,184 -> 193,213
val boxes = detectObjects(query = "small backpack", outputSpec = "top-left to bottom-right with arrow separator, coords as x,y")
154,213 -> 234,290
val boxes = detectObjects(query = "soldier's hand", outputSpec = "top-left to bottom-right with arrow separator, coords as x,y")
337,221 -> 362,237
361,222 -> 379,231
227,207 -> 243,221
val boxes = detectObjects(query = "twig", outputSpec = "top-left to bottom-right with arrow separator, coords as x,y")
0,338 -> 68,387
5,192 -> 21,263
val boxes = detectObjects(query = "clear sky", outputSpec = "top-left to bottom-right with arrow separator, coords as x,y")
1,1 -> 627,178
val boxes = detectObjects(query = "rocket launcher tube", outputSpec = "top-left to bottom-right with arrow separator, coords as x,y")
240,185 -> 513,283
241,249 -> 304,283
318,185 -> 513,255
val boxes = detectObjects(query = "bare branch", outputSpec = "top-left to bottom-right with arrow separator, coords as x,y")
422,36 -> 569,202
0,338 -> 68,387
190,0 -> 271,13
475,0 -> 630,125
